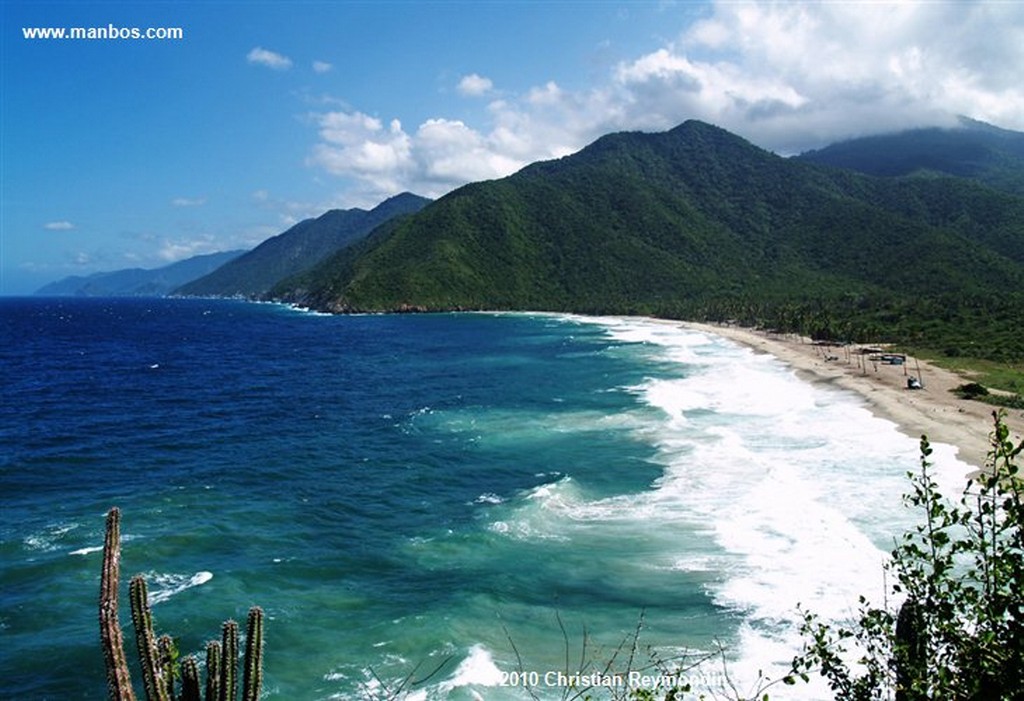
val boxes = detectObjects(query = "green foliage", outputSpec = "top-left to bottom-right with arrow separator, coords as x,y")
270,120 -> 1024,364
97,508 -> 265,701
178,193 -> 430,298
954,382 -> 991,399
796,118 -> 1024,197
791,412 -> 1024,700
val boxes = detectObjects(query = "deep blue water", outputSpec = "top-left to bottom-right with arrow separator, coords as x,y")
0,297 -> 970,699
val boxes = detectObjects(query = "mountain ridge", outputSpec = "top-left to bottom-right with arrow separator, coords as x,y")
35,250 -> 246,297
271,119 -> 1024,361
796,116 -> 1024,195
175,192 -> 430,298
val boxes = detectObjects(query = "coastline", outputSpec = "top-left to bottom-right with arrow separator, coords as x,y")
681,321 -> 1024,472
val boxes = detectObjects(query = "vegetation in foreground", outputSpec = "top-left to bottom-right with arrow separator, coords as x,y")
790,411 -> 1023,701
99,508 -> 264,701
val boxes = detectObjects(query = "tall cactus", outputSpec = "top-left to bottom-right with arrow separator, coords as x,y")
130,576 -> 172,701
99,507 -> 137,701
242,607 -> 264,701
219,620 -> 239,701
205,641 -> 222,701
180,656 -> 201,701
157,635 -> 177,699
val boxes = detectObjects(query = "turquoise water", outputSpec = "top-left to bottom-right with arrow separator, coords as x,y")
0,298 -> 971,699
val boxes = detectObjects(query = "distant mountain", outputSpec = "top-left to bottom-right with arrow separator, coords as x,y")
272,120 -> 1024,361
796,117 -> 1024,195
36,250 -> 246,297
176,192 -> 431,298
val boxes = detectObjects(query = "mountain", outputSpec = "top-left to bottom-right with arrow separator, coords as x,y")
272,120 -> 1024,361
175,192 -> 430,298
36,250 -> 246,297
796,117 -> 1024,195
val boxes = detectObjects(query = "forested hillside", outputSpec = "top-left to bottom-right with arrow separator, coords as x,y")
796,117 -> 1024,196
177,193 -> 430,298
272,121 -> 1024,362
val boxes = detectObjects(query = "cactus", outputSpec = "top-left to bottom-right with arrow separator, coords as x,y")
130,576 -> 172,701
205,641 -> 222,701
242,607 -> 264,701
99,507 -> 137,701
157,635 -> 177,699
219,620 -> 239,701
180,656 -> 201,701
97,508 -> 266,701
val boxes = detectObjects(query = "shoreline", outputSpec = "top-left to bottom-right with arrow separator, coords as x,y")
680,321 -> 1024,471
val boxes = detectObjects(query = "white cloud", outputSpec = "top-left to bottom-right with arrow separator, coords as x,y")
667,1 -> 1024,151
171,197 -> 206,207
156,236 -> 219,262
457,73 -> 494,97
313,60 -> 333,74
306,1 -> 1024,203
247,47 -> 293,70
44,220 -> 75,231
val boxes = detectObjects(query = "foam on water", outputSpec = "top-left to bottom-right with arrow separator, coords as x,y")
146,571 -> 214,605
437,644 -> 505,695
483,316 -> 975,697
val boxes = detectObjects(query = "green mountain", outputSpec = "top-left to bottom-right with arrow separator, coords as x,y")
796,117 -> 1024,196
176,192 -> 430,298
273,120 -> 1024,361
36,250 -> 246,297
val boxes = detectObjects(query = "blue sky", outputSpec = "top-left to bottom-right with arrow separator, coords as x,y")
2,1 -> 1023,294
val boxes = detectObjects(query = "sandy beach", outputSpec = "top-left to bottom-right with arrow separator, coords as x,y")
683,322 -> 1024,472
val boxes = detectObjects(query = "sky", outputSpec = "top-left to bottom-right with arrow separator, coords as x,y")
2,1 -> 1023,294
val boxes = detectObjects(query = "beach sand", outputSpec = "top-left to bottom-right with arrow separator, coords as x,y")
683,322 -> 1024,472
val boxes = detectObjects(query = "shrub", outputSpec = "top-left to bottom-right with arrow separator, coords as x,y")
791,411 -> 1024,700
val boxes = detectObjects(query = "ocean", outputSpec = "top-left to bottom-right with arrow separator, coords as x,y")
0,297 -> 971,700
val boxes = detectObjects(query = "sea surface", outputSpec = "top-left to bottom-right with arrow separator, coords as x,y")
0,297 -> 971,700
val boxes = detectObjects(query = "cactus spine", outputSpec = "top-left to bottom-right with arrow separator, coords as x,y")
219,620 -> 239,701
99,507 -> 137,701
242,607 -> 264,701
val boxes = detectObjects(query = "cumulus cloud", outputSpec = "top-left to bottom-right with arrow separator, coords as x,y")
457,73 -> 494,97
313,60 -> 333,74
247,47 -> 293,70
306,1 -> 1024,203
666,1 -> 1024,151
44,220 -> 75,231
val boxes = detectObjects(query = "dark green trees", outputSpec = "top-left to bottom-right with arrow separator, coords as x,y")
98,508 -> 265,701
